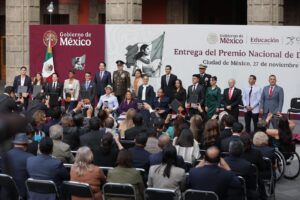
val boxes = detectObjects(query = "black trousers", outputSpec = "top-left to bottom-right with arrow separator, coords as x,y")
244,111 -> 259,134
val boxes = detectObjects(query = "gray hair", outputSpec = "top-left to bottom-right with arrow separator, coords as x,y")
49,124 -> 63,140
253,131 -> 269,147
229,140 -> 244,157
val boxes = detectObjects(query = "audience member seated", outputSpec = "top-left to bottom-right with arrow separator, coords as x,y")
173,128 -> 200,164
201,119 -> 220,149
145,128 -> 161,154
80,117 -> 105,152
71,146 -> 106,200
153,117 -> 168,138
148,145 -> 186,198
149,135 -> 186,170
188,146 -> 241,200
93,133 -> 121,167
1,133 -> 34,200
25,123 -> 39,155
43,107 -> 62,136
31,110 -> 47,141
118,108 -> 136,139
252,131 -> 275,161
73,113 -> 90,136
107,149 -> 145,200
224,140 -> 257,199
125,113 -> 147,140
26,137 -> 69,199
220,122 -> 243,152
129,133 -> 150,171
101,117 -> 118,135
62,115 -> 80,151
152,88 -> 170,119
49,124 -> 75,163
118,91 -> 138,114
189,114 -> 204,143
219,114 -> 235,141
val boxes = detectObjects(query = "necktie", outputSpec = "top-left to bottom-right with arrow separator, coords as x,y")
86,81 -> 89,90
192,85 -> 196,92
229,88 -> 233,100
53,82 -> 56,89
269,86 -> 273,97
166,75 -> 170,86
248,86 -> 253,106
100,71 -> 103,80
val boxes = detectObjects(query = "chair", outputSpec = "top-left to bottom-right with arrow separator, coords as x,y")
250,164 -> 259,191
26,178 -> 60,199
120,140 -> 136,149
287,97 -> 300,119
102,182 -> 136,200
71,151 -> 77,157
144,188 -> 178,200
63,181 -> 95,199
262,157 -> 275,198
64,163 -> 72,173
100,166 -> 113,176
0,173 -> 20,200
183,189 -> 219,200
237,176 -> 247,200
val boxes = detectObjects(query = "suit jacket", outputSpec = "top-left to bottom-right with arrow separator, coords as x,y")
242,148 -> 266,172
199,73 -> 212,88
173,88 -> 187,107
112,70 -> 131,97
187,84 -> 205,104
52,140 -> 75,164
26,154 -> 69,200
118,99 -> 138,114
222,87 -> 242,110
149,151 -> 186,170
13,75 -> 32,93
189,165 -> 241,199
79,81 -> 97,104
129,146 -> 150,171
0,94 -> 22,113
260,85 -> 284,113
137,85 -> 155,105
219,128 -> 233,141
220,135 -> 241,152
125,125 -> 148,140
152,97 -> 170,114
80,130 -> 105,152
45,82 -> 63,97
2,148 -> 34,199
94,70 -> 112,97
161,74 -> 177,99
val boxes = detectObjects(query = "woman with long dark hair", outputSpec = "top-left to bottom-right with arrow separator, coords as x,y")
173,79 -> 187,109
148,145 -> 186,198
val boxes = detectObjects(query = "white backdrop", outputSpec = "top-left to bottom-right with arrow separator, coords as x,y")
105,25 -> 300,112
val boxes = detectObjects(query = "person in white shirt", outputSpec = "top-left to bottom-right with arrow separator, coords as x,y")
63,70 -> 80,111
137,75 -> 155,105
242,75 -> 261,134
96,85 -> 119,115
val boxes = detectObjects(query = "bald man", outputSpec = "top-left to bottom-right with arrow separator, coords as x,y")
222,79 -> 242,122
189,146 -> 241,199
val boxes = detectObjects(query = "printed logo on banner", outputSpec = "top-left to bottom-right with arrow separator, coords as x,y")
125,33 -> 165,77
72,54 -> 86,71
219,34 -> 244,44
43,30 -> 58,47
285,36 -> 300,45
207,33 -> 218,44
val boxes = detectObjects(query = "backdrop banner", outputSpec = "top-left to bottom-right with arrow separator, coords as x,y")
30,25 -> 105,81
106,25 -> 300,112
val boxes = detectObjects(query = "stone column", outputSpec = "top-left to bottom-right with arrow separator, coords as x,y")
58,0 -> 79,24
248,0 -> 283,25
6,0 -> 40,85
167,0 -> 186,24
106,0 -> 142,24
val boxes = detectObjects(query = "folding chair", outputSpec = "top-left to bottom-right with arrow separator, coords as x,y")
102,182 -> 136,200
99,166 -> 113,176
0,173 -> 20,200
26,178 -> 60,199
250,164 -> 259,191
237,176 -> 247,200
183,189 -> 219,200
262,157 -> 275,198
63,163 -> 72,173
287,97 -> 300,119
63,181 -> 95,199
144,188 -> 178,200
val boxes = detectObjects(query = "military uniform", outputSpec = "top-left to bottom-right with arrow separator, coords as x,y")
113,70 -> 131,102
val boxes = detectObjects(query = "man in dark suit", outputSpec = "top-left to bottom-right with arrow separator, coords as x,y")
188,146 -> 241,200
2,133 -> 34,200
260,75 -> 284,128
80,72 -> 97,105
80,117 -> 105,152
137,75 -> 155,105
94,61 -> 112,99
222,79 -> 242,122
125,113 -> 148,140
160,65 -> 177,101
13,66 -> 32,109
221,122 -> 243,152
187,74 -> 205,116
26,137 -> 69,200
198,64 -> 212,89
128,133 -> 150,171
45,73 -> 63,108
0,86 -> 24,113
219,114 -> 235,141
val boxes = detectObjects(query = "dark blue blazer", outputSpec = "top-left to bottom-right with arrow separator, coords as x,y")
128,146 -> 150,171
149,151 -> 186,170
189,165 -> 241,200
94,70 -> 112,97
137,85 -> 155,105
13,75 -> 32,93
152,97 -> 170,113
26,154 -> 69,200
2,148 -> 34,199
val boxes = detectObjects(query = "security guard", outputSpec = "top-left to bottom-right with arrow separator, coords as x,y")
113,60 -> 131,103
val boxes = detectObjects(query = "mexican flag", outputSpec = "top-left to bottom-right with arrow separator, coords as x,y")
42,39 -> 55,78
